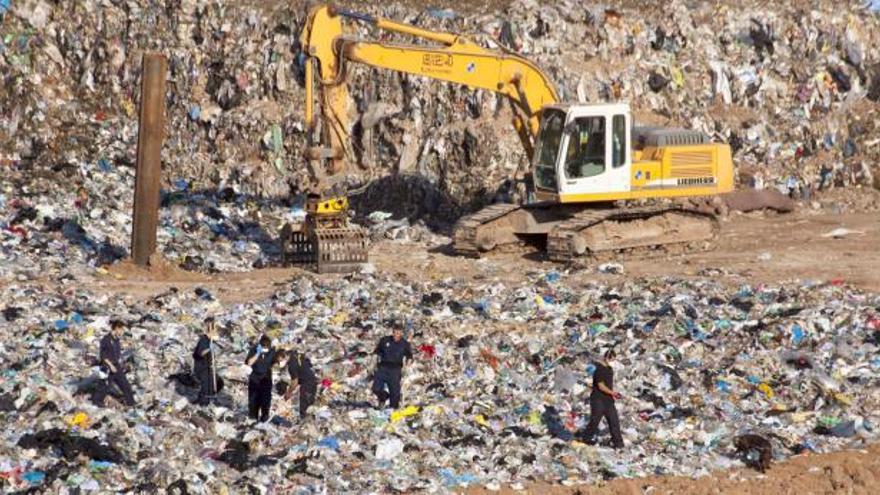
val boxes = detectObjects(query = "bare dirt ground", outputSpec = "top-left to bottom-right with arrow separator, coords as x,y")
463,443 -> 880,495
372,210 -> 880,292
87,209 -> 880,306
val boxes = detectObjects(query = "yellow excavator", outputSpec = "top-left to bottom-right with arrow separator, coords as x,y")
284,5 -> 734,271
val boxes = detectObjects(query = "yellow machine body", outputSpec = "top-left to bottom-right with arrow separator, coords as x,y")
310,197 -> 349,216
296,5 -> 736,262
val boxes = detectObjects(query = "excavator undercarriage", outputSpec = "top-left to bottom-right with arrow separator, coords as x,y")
453,203 -> 719,262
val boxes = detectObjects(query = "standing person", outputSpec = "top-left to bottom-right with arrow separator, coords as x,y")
74,186 -> 90,224
193,317 -> 223,405
285,343 -> 318,419
582,349 -> 624,449
372,324 -> 413,409
99,320 -> 136,407
245,334 -> 277,422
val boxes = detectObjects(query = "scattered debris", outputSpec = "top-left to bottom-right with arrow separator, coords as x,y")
821,228 -> 866,239
2,270 -> 878,491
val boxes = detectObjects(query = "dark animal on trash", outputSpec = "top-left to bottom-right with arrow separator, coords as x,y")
17,428 -> 126,463
168,372 -> 200,387
217,439 -> 282,472
734,434 -> 773,472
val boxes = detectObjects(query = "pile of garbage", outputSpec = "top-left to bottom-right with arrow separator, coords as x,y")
2,0 -> 880,225
2,269 -> 878,491
0,157 -> 292,275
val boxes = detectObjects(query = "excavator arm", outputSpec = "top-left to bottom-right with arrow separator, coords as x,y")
300,5 -> 559,189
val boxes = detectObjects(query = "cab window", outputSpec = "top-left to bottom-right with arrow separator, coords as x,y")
612,114 -> 626,168
565,116 -> 605,179
533,110 -> 565,190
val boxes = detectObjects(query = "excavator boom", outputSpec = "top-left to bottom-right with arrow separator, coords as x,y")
301,5 -> 558,185
285,4 -> 560,273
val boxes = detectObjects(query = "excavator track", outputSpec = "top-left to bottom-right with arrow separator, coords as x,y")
452,203 -> 521,256
546,205 -> 719,262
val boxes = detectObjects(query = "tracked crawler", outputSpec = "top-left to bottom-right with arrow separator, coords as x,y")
453,203 -> 719,261
296,6 -> 735,269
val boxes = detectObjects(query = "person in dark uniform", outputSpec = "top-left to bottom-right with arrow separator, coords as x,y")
193,317 -> 224,405
285,344 -> 318,419
98,320 -> 136,407
245,334 -> 277,422
583,349 -> 624,449
372,325 -> 413,409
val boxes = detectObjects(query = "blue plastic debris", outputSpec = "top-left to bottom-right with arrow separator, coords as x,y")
70,312 -> 83,325
136,424 -> 155,436
426,8 -> 457,20
97,159 -> 112,172
189,105 -> 201,121
791,324 -> 806,345
22,471 -> 45,486
473,300 -> 488,313
317,436 -> 339,450
89,460 -> 115,472
799,440 -> 817,452
735,285 -> 754,298
0,0 -> 9,16
438,468 -> 477,487
685,319 -> 706,341
542,407 -> 573,441
54,319 -> 69,331
716,379 -> 731,393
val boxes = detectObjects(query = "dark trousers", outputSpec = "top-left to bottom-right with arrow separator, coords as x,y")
106,372 -> 135,406
583,395 -> 624,448
299,382 -> 317,418
372,365 -> 402,409
248,378 -> 272,422
196,367 -> 223,404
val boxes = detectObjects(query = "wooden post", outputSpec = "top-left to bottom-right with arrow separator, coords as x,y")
131,53 -> 167,266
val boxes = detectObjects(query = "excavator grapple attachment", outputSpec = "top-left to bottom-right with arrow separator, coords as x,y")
280,196 -> 368,273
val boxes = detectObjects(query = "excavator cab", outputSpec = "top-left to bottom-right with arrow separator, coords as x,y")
532,103 -> 632,203
531,102 -> 731,206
